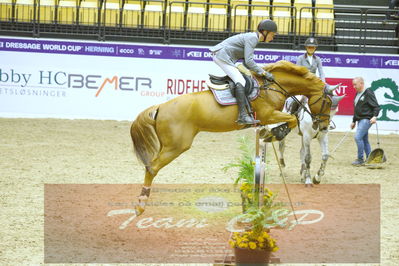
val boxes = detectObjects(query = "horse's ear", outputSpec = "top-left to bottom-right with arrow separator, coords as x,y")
325,83 -> 342,95
331,95 -> 345,106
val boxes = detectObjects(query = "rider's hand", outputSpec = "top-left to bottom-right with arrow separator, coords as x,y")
350,122 -> 356,130
262,71 -> 275,82
370,116 -> 377,124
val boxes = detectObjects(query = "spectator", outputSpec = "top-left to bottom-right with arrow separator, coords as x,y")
350,77 -> 381,166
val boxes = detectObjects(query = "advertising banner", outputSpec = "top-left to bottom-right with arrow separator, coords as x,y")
1,37 -> 398,131
44,184 -> 380,264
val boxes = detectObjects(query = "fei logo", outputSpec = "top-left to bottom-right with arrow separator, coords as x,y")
384,60 -> 399,66
186,51 -> 202,58
370,78 -> 399,121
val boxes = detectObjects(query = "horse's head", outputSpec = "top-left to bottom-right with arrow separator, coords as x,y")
264,61 -> 336,131
308,84 -> 345,131
307,87 -> 333,131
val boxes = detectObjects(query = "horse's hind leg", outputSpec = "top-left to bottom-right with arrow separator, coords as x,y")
136,126 -> 197,215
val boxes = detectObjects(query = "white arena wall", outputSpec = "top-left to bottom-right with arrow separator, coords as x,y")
0,37 -> 398,133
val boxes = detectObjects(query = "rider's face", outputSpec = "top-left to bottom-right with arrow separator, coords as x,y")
260,31 -> 275,43
306,46 -> 317,55
265,32 -> 275,43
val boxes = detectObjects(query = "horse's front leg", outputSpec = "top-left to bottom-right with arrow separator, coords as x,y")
261,110 -> 297,129
261,111 -> 297,141
300,135 -> 312,187
314,131 -> 329,184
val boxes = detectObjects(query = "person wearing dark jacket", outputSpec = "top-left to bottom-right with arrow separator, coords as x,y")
350,77 -> 381,166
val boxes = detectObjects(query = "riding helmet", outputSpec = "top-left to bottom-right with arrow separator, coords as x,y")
304,37 -> 318,47
257,19 -> 278,33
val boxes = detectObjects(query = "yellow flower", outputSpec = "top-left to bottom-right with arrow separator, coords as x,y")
272,246 -> 279,252
249,242 -> 257,249
265,187 -> 274,197
238,242 -> 248,249
229,240 -> 235,248
247,193 -> 253,199
240,183 -> 251,192
257,236 -> 264,242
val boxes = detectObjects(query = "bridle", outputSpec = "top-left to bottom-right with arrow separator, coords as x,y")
307,90 -> 332,126
260,79 -> 332,126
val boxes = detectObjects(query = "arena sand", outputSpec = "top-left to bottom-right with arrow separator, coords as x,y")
0,118 -> 398,266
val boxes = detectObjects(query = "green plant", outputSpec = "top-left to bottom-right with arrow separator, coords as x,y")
223,136 -> 255,185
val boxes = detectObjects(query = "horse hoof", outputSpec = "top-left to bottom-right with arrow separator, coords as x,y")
313,176 -> 321,185
135,205 -> 145,216
279,159 -> 286,168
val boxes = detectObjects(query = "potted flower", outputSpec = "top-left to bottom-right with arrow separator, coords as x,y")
229,188 -> 286,265
224,136 -> 287,265
229,230 -> 278,264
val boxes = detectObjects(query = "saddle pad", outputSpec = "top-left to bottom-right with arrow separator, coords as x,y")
210,86 -> 260,106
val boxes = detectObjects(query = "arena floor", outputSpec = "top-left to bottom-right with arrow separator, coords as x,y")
1,118 -> 398,265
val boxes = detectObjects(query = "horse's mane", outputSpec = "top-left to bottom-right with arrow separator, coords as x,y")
264,60 -> 321,83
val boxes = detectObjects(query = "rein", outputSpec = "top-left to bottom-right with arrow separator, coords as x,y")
262,79 -> 331,124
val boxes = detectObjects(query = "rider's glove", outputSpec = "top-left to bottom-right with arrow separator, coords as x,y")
262,71 -> 275,82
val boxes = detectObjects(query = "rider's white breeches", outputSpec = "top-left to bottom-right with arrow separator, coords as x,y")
213,56 -> 246,86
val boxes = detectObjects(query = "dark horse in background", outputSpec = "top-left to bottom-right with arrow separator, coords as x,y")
130,60 -> 333,215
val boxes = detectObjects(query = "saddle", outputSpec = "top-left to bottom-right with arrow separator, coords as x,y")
207,73 -> 260,106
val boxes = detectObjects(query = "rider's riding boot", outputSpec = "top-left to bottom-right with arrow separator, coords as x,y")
235,83 -> 260,125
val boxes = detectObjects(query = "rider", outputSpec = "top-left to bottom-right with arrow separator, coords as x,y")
296,37 -> 326,82
209,19 -> 277,125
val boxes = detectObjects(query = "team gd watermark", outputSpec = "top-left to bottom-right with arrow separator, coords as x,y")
44,184 -> 380,264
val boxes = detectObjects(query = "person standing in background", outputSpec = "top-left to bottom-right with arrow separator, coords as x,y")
296,37 -> 326,82
350,77 -> 381,166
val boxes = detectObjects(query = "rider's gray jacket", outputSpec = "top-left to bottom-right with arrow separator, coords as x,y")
296,54 -> 326,82
209,32 -> 265,75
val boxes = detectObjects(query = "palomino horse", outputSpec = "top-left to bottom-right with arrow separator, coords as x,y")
130,60 -> 332,215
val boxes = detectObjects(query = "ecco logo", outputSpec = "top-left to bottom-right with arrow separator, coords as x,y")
320,57 -> 331,63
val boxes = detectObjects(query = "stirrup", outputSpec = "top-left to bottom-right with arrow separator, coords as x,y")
236,114 -> 260,125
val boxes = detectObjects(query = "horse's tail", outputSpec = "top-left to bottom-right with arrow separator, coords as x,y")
130,105 -> 160,170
